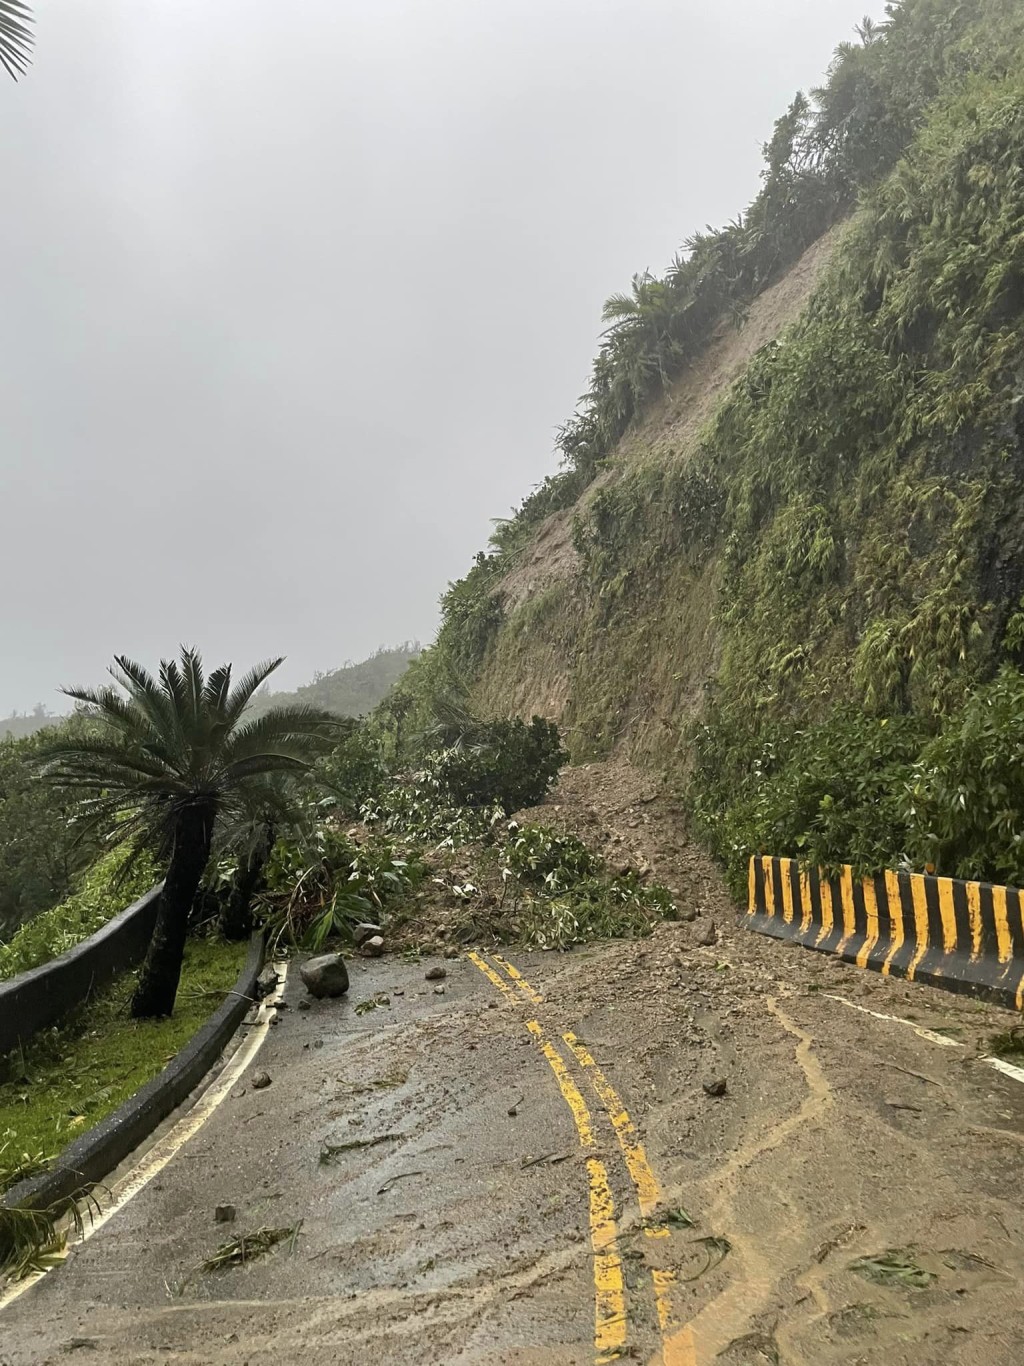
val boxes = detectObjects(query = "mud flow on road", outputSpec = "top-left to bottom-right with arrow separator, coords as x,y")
3,763 -> 1023,1365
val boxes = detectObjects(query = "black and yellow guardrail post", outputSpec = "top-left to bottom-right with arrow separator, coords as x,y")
747,856 -> 1024,1011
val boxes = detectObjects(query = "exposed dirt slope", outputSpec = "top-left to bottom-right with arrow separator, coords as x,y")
494,226 -> 841,623
472,228 -> 843,753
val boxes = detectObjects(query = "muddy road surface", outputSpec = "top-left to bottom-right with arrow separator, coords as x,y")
4,934 -> 1024,1365
3,763 -> 1024,1364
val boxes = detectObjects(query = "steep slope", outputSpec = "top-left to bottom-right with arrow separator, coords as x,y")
474,226 -> 842,731
402,0 -> 1024,894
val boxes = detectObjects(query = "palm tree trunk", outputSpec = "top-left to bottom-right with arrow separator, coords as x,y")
220,823 -> 274,941
131,802 -> 216,1018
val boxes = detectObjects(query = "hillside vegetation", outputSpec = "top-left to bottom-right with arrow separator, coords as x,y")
246,644 -> 419,720
393,0 -> 1024,894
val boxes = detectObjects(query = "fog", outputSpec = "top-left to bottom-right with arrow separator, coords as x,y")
0,0 -> 885,712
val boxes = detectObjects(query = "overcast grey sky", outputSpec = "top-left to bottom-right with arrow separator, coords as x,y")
0,0 -> 886,713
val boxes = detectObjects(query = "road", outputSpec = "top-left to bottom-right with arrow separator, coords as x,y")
2,915 -> 1024,1365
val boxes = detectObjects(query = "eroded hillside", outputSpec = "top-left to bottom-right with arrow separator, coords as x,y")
395,0 -> 1024,895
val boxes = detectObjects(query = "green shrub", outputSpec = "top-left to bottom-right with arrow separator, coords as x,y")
0,845 -> 159,981
315,723 -> 388,816
500,823 -> 599,893
691,705 -> 930,896
0,729 -> 104,939
693,668 -> 1024,894
429,717 -> 566,813
363,775 -> 505,849
493,820 -> 676,949
517,873 -> 674,951
901,666 -> 1024,883
260,825 -> 423,950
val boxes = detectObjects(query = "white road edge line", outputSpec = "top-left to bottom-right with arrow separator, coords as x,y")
824,991 -> 1024,1090
983,1056 -> 1024,1086
0,960 -> 289,1315
823,993 -> 963,1047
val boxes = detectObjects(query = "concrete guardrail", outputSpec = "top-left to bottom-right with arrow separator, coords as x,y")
0,884 -> 165,1059
2,932 -> 264,1213
747,855 -> 1024,1011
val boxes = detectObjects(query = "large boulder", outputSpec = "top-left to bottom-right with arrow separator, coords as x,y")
300,953 -> 350,999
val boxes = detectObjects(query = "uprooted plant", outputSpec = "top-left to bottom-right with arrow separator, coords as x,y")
0,1143 -> 100,1283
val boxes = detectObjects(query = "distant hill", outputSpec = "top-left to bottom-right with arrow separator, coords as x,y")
1,645 -> 419,740
0,707 -> 67,742
247,644 -> 420,720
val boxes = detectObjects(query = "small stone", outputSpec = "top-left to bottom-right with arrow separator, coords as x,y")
256,965 -> 279,998
425,966 -> 447,982
696,921 -> 718,947
252,1070 -> 272,1090
300,953 -> 350,998
66,1338 -> 98,1351
703,1078 -> 728,1098
679,908 -> 698,923
363,936 -> 385,958
433,985 -> 446,996
444,947 -> 460,960
353,923 -> 383,947
297,998 -> 311,1012
487,1001 -> 499,1010
214,1205 -> 236,1224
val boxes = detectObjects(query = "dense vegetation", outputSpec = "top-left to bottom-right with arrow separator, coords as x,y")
0,845 -> 157,981
400,0 -> 1024,894
0,646 -> 415,943
0,728 -> 104,938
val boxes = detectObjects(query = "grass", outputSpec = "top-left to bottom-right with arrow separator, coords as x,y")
0,936 -> 247,1189
988,1027 -> 1024,1063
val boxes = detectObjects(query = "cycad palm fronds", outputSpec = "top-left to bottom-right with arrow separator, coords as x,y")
37,648 -> 339,1016
0,1 -> 32,81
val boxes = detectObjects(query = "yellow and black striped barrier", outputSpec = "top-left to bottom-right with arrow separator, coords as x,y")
747,856 -> 1024,1011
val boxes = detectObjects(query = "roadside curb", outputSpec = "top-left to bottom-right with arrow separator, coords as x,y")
747,856 -> 1024,1011
1,932 -> 264,1213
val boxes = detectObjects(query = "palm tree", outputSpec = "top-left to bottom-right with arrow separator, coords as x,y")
0,1 -> 32,80
215,775 -> 307,941
38,649 -> 338,1017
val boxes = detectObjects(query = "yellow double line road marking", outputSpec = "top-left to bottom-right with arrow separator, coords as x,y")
468,950 -> 697,1366
469,952 -> 627,1361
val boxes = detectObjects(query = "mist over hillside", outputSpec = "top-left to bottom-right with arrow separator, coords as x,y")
245,644 -> 420,720
0,644 -> 420,741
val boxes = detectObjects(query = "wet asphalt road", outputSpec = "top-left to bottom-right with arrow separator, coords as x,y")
3,925 -> 1024,1365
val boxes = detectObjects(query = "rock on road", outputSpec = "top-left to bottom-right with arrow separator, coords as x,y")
3,919 -> 1024,1365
